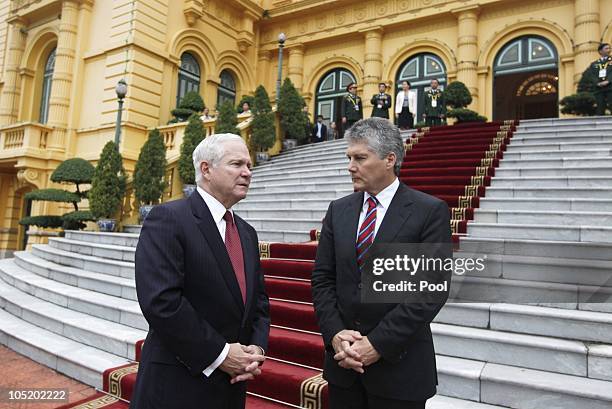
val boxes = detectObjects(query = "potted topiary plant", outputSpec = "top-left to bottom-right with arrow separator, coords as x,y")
89,141 -> 127,232
134,128 -> 167,222
560,66 -> 599,116
444,81 -> 487,123
171,91 -> 205,122
278,78 -> 308,147
178,113 -> 205,197
20,158 -> 95,232
250,85 -> 276,163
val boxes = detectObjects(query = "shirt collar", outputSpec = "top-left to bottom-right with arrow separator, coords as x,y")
363,178 -> 400,210
197,186 -> 231,224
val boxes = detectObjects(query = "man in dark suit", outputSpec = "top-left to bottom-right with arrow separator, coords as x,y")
130,133 -> 270,409
312,115 -> 328,143
312,117 -> 451,409
370,83 -> 392,119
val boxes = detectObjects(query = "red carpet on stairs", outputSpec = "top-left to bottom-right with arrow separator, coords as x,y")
56,121 -> 517,409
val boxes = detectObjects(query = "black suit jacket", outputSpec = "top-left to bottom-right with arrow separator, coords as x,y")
311,182 -> 451,401
130,192 -> 270,409
312,123 -> 328,142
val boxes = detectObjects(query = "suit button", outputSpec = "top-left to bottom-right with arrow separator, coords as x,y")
358,283 -> 363,289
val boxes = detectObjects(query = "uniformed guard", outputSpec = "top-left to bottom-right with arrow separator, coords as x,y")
341,82 -> 363,135
592,43 -> 612,116
422,78 -> 446,127
370,82 -> 392,119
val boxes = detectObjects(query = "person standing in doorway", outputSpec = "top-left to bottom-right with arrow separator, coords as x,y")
395,81 -> 417,130
341,82 -> 363,135
370,83 -> 392,119
592,43 -> 612,116
422,79 -> 446,127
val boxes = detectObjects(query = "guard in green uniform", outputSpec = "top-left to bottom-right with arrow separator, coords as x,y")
422,79 -> 446,127
592,43 -> 612,116
370,82 -> 392,119
341,82 -> 363,135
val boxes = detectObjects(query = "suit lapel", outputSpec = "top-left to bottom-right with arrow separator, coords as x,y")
338,192 -> 364,276
374,182 -> 414,244
190,193 -> 245,313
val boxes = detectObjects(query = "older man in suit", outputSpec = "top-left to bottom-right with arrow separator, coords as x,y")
312,118 -> 451,409
130,133 -> 270,409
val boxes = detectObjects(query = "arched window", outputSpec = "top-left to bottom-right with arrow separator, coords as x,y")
395,53 -> 447,119
493,36 -> 559,120
39,48 -> 55,124
176,52 -> 200,107
314,68 -> 357,131
217,70 -> 236,108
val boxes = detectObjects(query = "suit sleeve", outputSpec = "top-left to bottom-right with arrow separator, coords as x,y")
367,200 -> 452,363
248,228 -> 271,352
311,201 -> 346,348
340,97 -> 347,118
371,94 -> 378,105
135,205 -> 227,376
441,93 -> 447,115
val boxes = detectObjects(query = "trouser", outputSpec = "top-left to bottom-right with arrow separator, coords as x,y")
595,89 -> 612,115
342,119 -> 359,137
328,381 -> 426,409
425,116 -> 443,126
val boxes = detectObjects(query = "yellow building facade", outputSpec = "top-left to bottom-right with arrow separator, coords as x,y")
0,0 -> 610,257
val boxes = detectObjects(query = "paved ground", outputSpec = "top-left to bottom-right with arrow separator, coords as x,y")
0,345 -> 95,409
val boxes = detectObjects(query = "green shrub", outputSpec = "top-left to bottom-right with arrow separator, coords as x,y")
62,210 -> 95,230
20,157 -> 94,230
134,128 -> 167,205
19,215 -> 63,229
251,85 -> 276,152
278,78 -> 308,144
414,121 -> 427,129
444,81 -> 472,109
171,91 -> 205,122
447,108 -> 487,123
560,92 -> 597,116
89,141 -> 127,219
215,100 -> 239,134
178,114 -> 205,185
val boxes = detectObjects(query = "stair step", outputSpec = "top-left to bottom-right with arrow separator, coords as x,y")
484,187 -> 612,199
467,222 -> 612,243
494,167 -> 612,177
0,276 -> 144,359
473,209 -> 612,226
19,247 -> 136,298
65,231 -> 139,248
498,157 -> 612,168
489,176 -> 612,188
0,257 -> 146,330
0,308 -> 128,389
478,197 -> 612,212
49,236 -> 135,262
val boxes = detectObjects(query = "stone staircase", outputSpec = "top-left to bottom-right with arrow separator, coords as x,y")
0,118 -> 612,408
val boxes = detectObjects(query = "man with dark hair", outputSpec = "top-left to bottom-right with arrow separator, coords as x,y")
341,82 -> 363,136
422,79 -> 446,126
592,43 -> 612,115
370,83 -> 392,119
312,117 -> 452,409
312,114 -> 328,143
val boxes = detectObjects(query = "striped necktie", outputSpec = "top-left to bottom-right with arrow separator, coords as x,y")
356,196 -> 378,269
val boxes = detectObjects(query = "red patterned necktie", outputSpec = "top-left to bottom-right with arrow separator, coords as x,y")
356,197 -> 378,269
224,211 -> 246,303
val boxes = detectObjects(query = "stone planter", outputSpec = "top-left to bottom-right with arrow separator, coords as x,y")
256,152 -> 270,163
283,138 -> 298,150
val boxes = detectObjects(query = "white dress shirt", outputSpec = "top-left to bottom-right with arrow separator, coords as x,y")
196,186 -> 231,377
316,122 -> 322,138
356,178 -> 400,241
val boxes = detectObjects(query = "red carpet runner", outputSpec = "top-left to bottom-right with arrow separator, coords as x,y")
56,122 -> 516,408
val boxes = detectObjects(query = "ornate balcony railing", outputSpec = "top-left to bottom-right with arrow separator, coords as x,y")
0,122 -> 52,154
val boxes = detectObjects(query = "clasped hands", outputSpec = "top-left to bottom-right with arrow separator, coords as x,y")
219,343 -> 265,384
331,330 -> 380,373
598,80 -> 610,87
